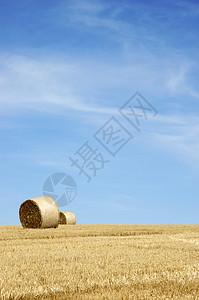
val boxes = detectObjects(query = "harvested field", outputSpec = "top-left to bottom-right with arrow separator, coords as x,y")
0,225 -> 199,299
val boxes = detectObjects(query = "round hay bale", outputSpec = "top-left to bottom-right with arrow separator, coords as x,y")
19,196 -> 59,228
59,211 -> 76,225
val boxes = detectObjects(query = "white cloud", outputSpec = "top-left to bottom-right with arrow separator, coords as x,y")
165,63 -> 199,99
167,65 -> 188,93
145,113 -> 199,169
1,52 -> 197,116
176,1 -> 199,18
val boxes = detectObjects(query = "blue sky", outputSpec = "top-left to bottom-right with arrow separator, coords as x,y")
0,0 -> 198,225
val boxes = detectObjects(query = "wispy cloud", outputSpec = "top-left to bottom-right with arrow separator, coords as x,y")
0,0 -> 198,120
47,0 -> 199,48
0,52 -> 198,117
175,1 -> 199,18
166,63 -> 199,98
167,65 -> 189,93
145,113 -> 199,169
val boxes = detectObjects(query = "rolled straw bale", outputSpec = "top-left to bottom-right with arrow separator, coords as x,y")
59,211 -> 76,225
19,196 -> 59,228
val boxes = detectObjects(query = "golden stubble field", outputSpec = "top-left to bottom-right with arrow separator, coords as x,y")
0,225 -> 198,300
